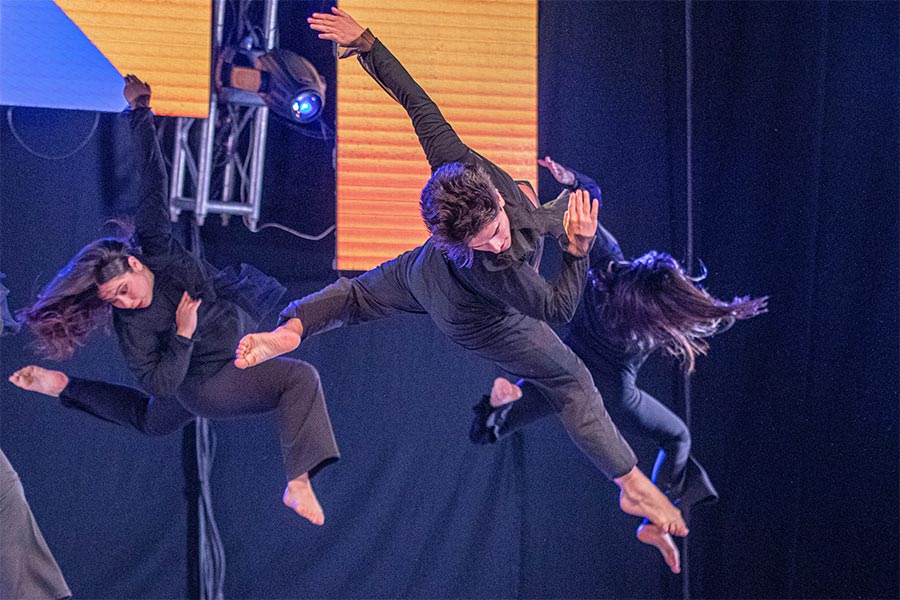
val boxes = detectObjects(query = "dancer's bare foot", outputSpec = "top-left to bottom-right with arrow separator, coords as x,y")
8,366 -> 69,397
490,377 -> 523,407
637,522 -> 681,574
234,319 -> 302,369
615,467 -> 688,537
283,473 -> 325,526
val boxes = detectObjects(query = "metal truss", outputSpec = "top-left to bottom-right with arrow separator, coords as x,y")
167,0 -> 279,230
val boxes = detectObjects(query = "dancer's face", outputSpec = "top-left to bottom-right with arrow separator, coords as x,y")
97,256 -> 154,310
467,191 -> 511,254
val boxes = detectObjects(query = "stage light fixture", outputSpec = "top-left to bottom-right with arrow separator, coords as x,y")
216,46 -> 326,123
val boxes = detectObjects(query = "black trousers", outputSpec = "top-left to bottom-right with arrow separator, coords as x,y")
287,264 -> 639,481
60,358 -> 339,481
484,342 -> 717,507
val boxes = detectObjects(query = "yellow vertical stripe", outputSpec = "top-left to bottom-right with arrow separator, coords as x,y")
54,0 -> 211,117
336,0 -> 538,271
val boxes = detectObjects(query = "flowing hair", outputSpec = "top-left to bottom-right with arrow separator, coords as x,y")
589,250 -> 768,373
19,222 -> 138,360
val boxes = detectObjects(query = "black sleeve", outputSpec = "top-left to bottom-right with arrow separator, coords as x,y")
565,169 -> 622,266
128,107 -> 173,256
591,224 -> 625,268
278,252 -> 426,338
357,39 -> 470,171
115,318 -> 194,398
463,251 -> 590,325
569,168 -> 603,209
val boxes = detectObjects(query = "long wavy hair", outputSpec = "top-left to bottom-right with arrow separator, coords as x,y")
589,250 -> 767,373
19,223 -> 139,360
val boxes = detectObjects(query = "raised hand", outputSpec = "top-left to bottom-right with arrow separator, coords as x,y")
538,155 -> 576,186
562,189 -> 599,257
175,291 -> 201,339
123,74 -> 152,109
307,7 -> 365,46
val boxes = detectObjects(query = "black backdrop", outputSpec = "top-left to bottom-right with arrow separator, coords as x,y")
1,2 -> 896,598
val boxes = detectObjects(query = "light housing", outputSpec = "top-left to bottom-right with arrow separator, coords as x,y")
216,47 -> 326,123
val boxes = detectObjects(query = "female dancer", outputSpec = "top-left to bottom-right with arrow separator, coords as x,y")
471,157 -> 767,573
10,76 -> 339,525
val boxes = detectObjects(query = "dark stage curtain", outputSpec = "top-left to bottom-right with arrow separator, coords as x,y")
686,3 -> 899,598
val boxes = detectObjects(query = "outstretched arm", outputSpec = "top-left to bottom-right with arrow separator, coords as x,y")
235,252 -> 426,369
539,155 -> 603,209
278,253 -> 426,338
308,8 -> 469,170
124,75 -> 172,256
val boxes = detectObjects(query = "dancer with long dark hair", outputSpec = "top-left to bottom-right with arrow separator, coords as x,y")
471,157 -> 768,572
233,7 -> 688,537
11,76 -> 339,525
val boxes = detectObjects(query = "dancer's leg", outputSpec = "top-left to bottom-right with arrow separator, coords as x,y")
596,375 -> 691,496
10,366 -> 193,436
461,317 -> 686,536
469,378 -> 556,444
180,359 -> 339,525
0,449 -> 71,599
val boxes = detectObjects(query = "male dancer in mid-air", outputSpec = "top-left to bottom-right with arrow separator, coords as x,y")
235,7 -> 687,537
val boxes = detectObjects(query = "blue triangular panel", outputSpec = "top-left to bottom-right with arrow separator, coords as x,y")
0,0 -> 125,112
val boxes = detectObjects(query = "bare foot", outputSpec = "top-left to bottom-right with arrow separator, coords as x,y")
234,319 -> 302,369
490,377 -> 523,407
8,366 -> 69,397
637,522 -> 681,574
283,473 -> 325,526
615,467 -> 689,537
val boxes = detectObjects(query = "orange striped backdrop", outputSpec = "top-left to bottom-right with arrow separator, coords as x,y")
55,0 -> 211,117
336,0 -> 538,271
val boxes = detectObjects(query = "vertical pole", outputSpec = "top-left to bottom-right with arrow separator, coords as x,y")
169,118 -> 190,220
246,0 -> 278,231
682,1 -> 695,598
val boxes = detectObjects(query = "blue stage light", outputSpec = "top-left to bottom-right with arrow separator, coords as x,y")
217,48 -> 326,125
291,91 -> 322,123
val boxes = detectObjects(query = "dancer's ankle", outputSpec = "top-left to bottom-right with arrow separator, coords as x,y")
281,318 -> 303,337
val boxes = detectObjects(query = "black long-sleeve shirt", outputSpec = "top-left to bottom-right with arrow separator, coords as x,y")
555,176 -> 647,375
281,38 -> 590,333
113,109 -> 248,397
280,37 -> 640,480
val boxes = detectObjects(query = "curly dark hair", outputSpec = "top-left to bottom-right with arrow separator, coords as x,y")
420,162 -> 499,267
590,251 -> 768,373
19,228 -> 139,360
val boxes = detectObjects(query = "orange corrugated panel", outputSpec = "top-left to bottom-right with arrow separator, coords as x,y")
336,0 -> 537,271
54,0 -> 211,118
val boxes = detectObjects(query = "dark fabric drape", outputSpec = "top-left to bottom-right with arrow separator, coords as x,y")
538,1 -> 898,598
687,2 -> 899,598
